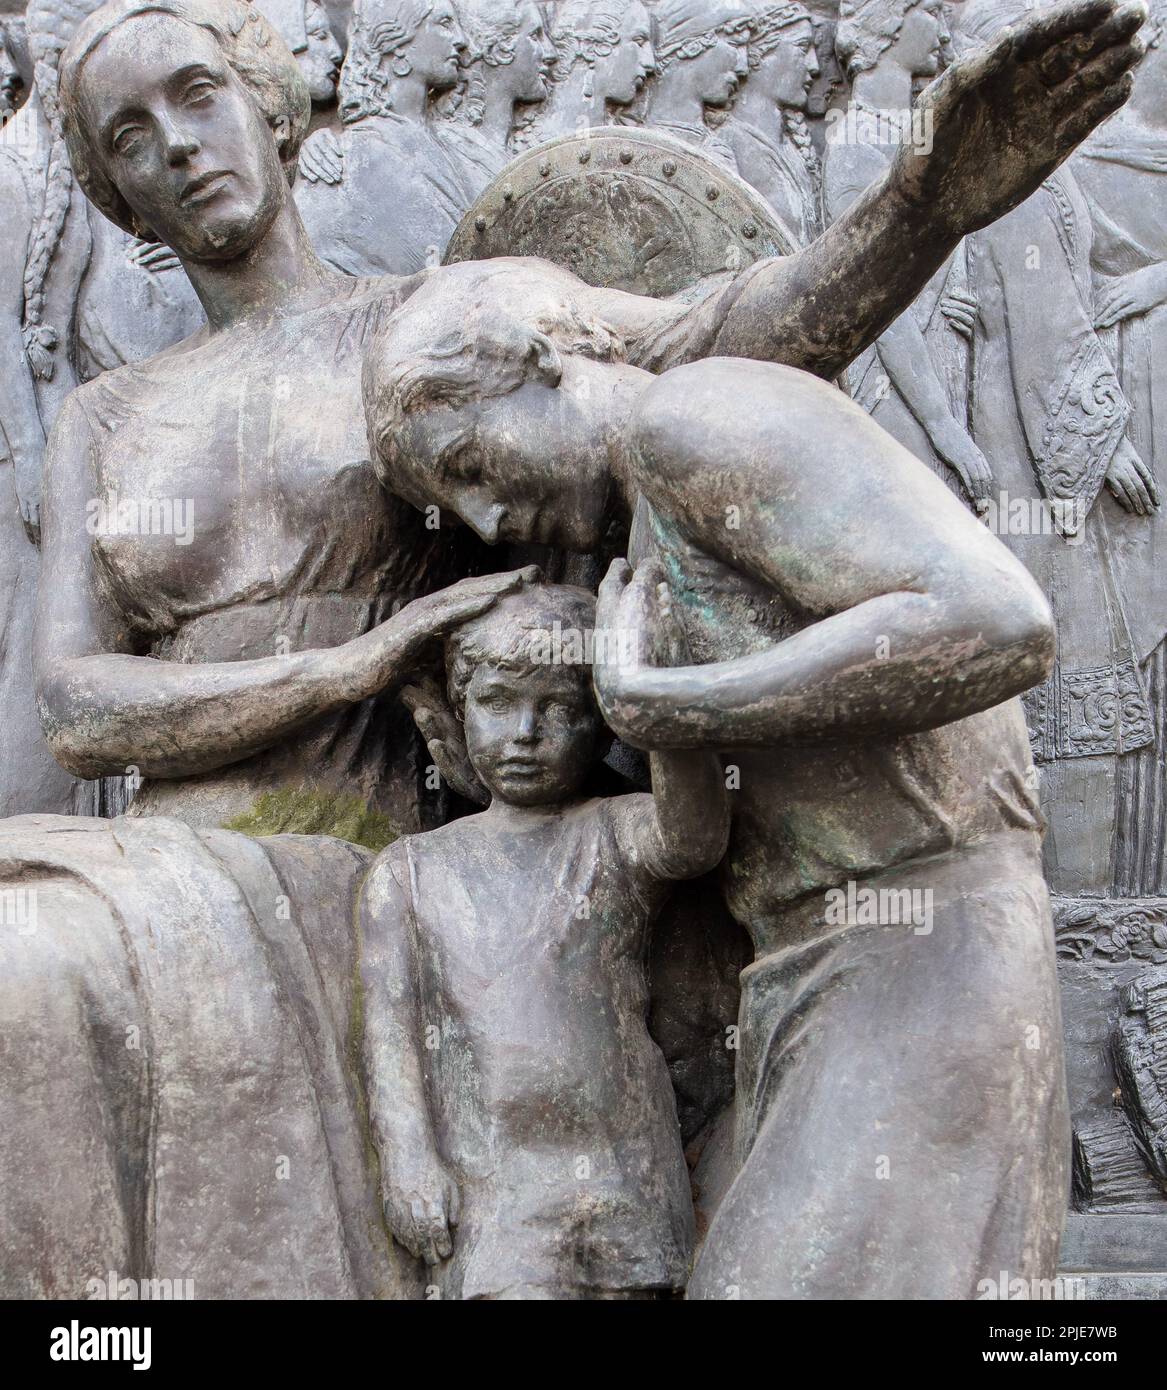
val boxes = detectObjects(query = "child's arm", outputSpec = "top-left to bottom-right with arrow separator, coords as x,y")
598,564 -> 729,881
359,847 -> 460,1266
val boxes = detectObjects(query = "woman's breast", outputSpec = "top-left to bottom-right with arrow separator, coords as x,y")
85,356 -> 432,639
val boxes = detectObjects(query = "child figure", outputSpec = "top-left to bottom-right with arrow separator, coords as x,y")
359,578 -> 729,1300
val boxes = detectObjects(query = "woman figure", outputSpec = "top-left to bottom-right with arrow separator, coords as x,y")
255,0 -> 344,107
528,0 -> 656,142
722,0 -> 822,247
366,260 -> 1068,1298
645,0 -> 752,169
295,0 -> 476,272
1072,0 -> 1167,895
436,0 -> 555,198
825,0 -> 989,505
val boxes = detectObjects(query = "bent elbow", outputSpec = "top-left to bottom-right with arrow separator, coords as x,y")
35,669 -> 111,780
977,576 -> 1056,695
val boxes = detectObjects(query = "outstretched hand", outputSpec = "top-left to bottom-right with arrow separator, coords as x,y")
895,0 -> 1146,235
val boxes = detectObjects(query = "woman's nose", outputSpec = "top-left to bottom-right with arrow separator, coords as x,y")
159,112 -> 200,165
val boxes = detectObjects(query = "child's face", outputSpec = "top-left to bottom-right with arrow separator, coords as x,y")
463,663 -> 602,807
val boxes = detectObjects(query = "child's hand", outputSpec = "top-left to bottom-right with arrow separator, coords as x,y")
382,1152 -> 461,1266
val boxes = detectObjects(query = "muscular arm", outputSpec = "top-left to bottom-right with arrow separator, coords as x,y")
596,360 -> 1054,751
33,396 -> 527,779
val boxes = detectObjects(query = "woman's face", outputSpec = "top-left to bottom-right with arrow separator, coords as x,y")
895,0 -> 947,79
394,364 -> 611,554
597,2 -> 657,108
756,20 -> 819,109
301,1 -> 343,105
506,2 -> 556,104
76,13 -> 289,261
685,35 -> 749,108
405,0 -> 467,90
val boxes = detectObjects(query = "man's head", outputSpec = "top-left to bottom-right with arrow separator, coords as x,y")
446,583 -> 606,807
59,0 -> 309,254
364,260 -> 627,554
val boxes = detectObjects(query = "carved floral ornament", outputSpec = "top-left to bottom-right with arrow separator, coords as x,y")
1055,898 -> 1167,965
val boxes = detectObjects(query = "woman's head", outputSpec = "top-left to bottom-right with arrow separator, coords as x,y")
446,582 -> 606,807
652,0 -> 752,107
456,0 -> 555,122
551,0 -> 656,107
742,1 -> 818,108
364,260 -> 626,553
339,0 -> 465,119
836,0 -> 946,81
58,0 -> 310,257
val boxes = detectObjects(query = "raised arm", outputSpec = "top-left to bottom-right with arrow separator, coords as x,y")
702,0 -> 1146,381
359,849 -> 459,1266
595,360 -> 1055,752
32,395 -> 533,779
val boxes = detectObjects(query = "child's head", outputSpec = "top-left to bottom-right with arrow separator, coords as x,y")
446,582 -> 607,807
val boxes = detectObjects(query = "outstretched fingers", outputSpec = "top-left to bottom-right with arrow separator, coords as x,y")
1035,0 -> 1147,89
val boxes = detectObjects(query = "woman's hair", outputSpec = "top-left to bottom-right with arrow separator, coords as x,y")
57,0 -> 310,238
338,0 -> 433,121
364,260 -> 625,495
653,0 -> 752,73
454,0 -> 529,127
741,0 -> 819,185
835,0 -> 921,80
446,583 -> 599,717
949,0 -> 1037,56
549,0 -> 631,80
20,0 -> 107,379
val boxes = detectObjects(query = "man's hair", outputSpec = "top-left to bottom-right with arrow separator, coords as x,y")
58,0 -> 310,238
446,583 -> 599,717
364,259 -> 625,496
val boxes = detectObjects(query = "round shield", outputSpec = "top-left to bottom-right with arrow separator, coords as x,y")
444,126 -> 793,299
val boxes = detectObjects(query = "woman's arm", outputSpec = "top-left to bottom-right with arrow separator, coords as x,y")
595,361 -> 1054,751
359,849 -> 458,1266
33,395 -> 533,779
602,564 -> 730,880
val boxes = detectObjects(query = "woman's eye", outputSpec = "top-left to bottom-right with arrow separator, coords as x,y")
113,127 -> 143,156
184,82 -> 216,105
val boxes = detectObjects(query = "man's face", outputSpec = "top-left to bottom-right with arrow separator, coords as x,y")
509,2 -> 556,104
897,0 -> 947,79
301,1 -> 343,105
688,35 -> 749,107
758,21 -> 819,109
598,2 -> 656,107
403,0 -> 467,90
463,662 -> 601,806
77,14 -> 288,260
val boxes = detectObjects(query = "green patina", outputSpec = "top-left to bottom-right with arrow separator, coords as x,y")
223,788 -> 400,852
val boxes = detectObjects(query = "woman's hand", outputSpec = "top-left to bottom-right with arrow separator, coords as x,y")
381,1150 -> 460,1266
400,674 -> 490,805
594,558 -> 689,742
298,128 -> 344,186
940,288 -> 979,339
1095,263 -> 1167,328
930,416 -> 994,508
340,567 -> 540,702
1106,437 -> 1159,513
